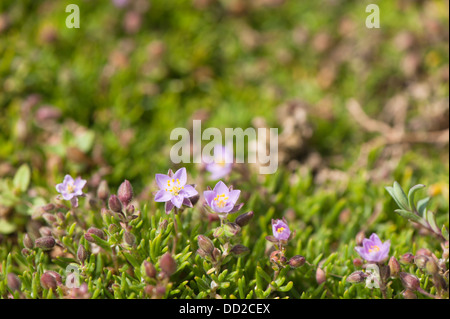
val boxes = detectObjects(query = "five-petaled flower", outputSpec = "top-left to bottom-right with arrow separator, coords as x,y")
355,233 -> 390,263
203,181 -> 243,217
272,218 -> 291,242
154,167 -> 198,214
203,145 -> 233,180
56,174 -> 86,208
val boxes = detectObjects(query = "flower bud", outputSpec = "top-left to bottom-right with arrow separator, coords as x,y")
346,271 -> 366,283
353,258 -> 363,267
124,231 -> 136,246
197,235 -> 214,255
84,227 -> 106,243
43,213 -> 57,224
235,211 -> 254,227
289,255 -> 306,268
425,259 -> 439,275
402,289 -> 417,299
35,236 -> 56,251
40,272 -> 57,290
143,261 -> 157,279
213,226 -> 224,238
388,256 -> 401,277
7,273 -> 21,292
316,268 -> 326,285
39,226 -> 53,237
118,180 -> 133,206
97,180 -> 109,201
23,234 -> 34,249
416,248 -> 432,257
77,245 -> 87,263
400,253 -> 414,264
223,222 -> 241,237
212,248 -> 221,261
126,204 -> 135,215
230,244 -> 250,256
144,285 -> 155,296
399,272 -> 420,291
108,195 -> 123,213
155,284 -> 166,298
159,253 -> 176,277
40,203 -> 56,212
414,255 -> 429,269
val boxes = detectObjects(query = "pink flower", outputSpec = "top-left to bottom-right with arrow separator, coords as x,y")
204,145 -> 233,180
56,175 -> 86,208
154,168 -> 198,214
355,233 -> 390,263
203,181 -> 243,216
272,218 -> 291,241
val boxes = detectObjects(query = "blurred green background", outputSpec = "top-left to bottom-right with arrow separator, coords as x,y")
0,0 -> 448,191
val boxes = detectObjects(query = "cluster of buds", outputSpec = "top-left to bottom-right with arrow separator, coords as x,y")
141,253 -> 177,299
107,180 -> 139,227
266,218 -> 305,271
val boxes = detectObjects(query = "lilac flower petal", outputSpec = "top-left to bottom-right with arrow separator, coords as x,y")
173,167 -> 187,186
228,190 -> 241,205
154,190 -> 173,202
155,174 -> 171,190
369,233 -> 381,245
213,181 -> 229,196
63,174 -> 74,184
171,195 -> 183,208
180,184 -> 198,198
56,183 -> 65,193
203,190 -> 216,207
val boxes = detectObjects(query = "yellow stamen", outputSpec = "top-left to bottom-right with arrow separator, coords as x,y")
368,245 -> 380,253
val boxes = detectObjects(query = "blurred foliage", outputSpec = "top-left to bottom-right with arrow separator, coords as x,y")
0,0 -> 448,299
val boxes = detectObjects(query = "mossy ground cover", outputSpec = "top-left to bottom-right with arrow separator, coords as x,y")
0,0 -> 448,299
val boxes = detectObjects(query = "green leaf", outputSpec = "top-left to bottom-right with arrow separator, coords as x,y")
417,197 -> 430,218
13,164 -> 31,192
256,266 -> 272,284
393,182 -> 410,211
425,211 -> 440,234
394,209 -> 422,224
407,184 -> 425,212
278,281 -> 293,292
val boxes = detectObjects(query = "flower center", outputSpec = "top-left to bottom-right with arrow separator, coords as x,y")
213,193 -> 229,208
369,245 -> 380,253
277,227 -> 285,233
165,178 -> 184,196
67,183 -> 75,193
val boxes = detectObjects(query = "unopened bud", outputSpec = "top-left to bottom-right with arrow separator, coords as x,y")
425,259 -> 439,275
124,231 -> 136,246
402,289 -> 417,299
77,245 -> 87,263
39,226 -> 53,237
108,195 -> 122,213
144,285 -> 155,296
42,213 -> 57,224
223,222 -> 241,237
84,227 -> 106,243
40,272 -> 57,290
197,248 -> 208,259
40,203 -> 55,212
155,284 -> 166,298
118,180 -> 133,206
126,204 -> 135,215
212,248 -> 221,261
416,248 -> 432,257
143,261 -> 157,278
159,253 -> 176,277
7,273 -> 21,292
230,244 -> 250,256
414,255 -> 429,269
289,255 -> 306,268
388,257 -> 401,277
353,258 -> 363,267
97,180 -> 109,201
400,253 -> 414,264
399,272 -> 420,291
197,235 -> 214,255
347,271 -> 366,283
23,234 -> 34,249
316,268 -> 326,285
35,236 -> 55,251
235,211 -> 254,227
